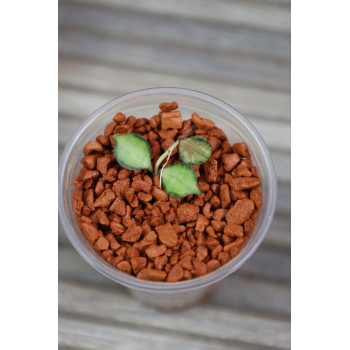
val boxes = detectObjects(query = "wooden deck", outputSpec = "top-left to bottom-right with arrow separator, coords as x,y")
58,0 -> 291,348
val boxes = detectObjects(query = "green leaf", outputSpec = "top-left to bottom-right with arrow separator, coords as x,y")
162,163 -> 201,198
113,133 -> 153,171
179,136 -> 212,165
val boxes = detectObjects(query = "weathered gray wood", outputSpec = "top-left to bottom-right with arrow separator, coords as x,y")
59,316 -> 277,350
58,58 -> 290,123
58,114 -> 290,186
59,0 -> 291,34
210,274 -> 290,316
265,214 -> 291,248
59,209 -> 290,249
58,245 -> 290,316
58,29 -> 290,92
58,3 -> 290,64
58,112 -> 290,223
58,87 -> 290,152
58,226 -> 290,283
241,245 -> 290,282
59,198 -> 290,248
270,152 -> 291,184
58,134 -> 290,218
59,281 -> 290,349
274,184 -> 290,215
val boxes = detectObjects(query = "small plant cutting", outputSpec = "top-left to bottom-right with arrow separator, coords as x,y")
113,130 -> 212,198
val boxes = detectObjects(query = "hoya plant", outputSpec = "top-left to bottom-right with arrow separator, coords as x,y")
113,131 -> 212,198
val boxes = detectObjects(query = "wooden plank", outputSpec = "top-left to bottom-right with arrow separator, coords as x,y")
275,184 -> 290,215
58,3 -> 290,64
58,29 -> 290,92
58,225 -> 290,283
58,58 -> 290,123
58,244 -> 290,315
59,209 -> 290,250
58,89 -> 107,122
58,129 -> 290,218
210,274 -> 290,316
58,112 -> 290,187
58,87 -> 290,152
58,111 -> 291,217
58,244 -> 126,292
59,281 -> 290,349
265,214 -> 290,248
59,0 -> 291,34
240,245 -> 290,282
59,316 -> 270,350
270,151 -> 290,185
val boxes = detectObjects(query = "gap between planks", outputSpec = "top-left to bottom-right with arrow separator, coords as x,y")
58,58 -> 290,123
57,89 -> 291,153
58,208 -> 291,250
58,223 -> 291,284
58,0 -> 291,35
58,280 -> 290,349
58,3 -> 290,65
59,316 -> 282,350
58,312 -> 287,350
58,246 -> 290,316
58,30 -> 290,93
58,114 -> 291,189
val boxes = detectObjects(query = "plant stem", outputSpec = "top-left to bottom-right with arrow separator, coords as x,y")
154,140 -> 179,175
154,125 -> 196,175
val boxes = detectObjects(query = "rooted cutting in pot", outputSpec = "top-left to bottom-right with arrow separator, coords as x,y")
72,102 -> 263,282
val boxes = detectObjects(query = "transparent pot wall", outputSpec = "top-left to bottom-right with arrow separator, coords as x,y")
59,88 -> 277,310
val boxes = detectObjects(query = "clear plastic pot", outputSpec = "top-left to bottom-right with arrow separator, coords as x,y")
58,87 -> 277,310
